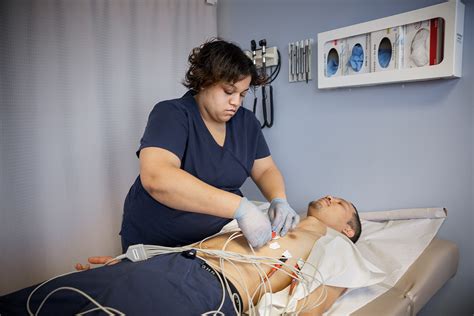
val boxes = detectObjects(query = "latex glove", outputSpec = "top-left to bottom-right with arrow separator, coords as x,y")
233,197 -> 272,249
349,45 -> 364,72
268,198 -> 300,237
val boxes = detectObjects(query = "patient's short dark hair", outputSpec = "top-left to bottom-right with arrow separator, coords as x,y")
182,38 -> 265,91
347,204 -> 362,243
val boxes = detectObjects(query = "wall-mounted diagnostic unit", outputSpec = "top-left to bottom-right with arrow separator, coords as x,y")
244,40 -> 282,129
289,39 -> 313,83
317,0 -> 465,89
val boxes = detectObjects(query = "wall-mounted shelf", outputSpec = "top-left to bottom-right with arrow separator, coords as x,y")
317,0 -> 465,89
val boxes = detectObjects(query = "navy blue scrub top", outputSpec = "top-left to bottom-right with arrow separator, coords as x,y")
120,90 -> 270,247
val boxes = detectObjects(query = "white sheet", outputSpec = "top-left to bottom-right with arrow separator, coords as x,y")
325,208 -> 445,315
359,207 -> 447,221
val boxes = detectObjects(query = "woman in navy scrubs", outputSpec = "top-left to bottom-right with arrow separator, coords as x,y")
120,39 -> 299,251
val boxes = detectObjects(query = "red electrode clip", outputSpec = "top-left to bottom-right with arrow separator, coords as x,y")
267,256 -> 288,279
289,259 -> 304,295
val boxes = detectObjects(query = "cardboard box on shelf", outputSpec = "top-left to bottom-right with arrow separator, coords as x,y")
323,39 -> 346,77
343,34 -> 371,75
371,26 -> 404,72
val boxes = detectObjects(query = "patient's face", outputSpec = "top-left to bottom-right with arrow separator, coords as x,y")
308,196 -> 355,233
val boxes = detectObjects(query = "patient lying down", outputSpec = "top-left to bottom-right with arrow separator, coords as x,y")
0,196 -> 362,316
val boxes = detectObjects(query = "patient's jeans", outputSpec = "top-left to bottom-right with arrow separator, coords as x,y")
0,253 -> 240,315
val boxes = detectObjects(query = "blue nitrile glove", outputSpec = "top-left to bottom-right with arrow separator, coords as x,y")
349,45 -> 364,72
233,197 -> 272,249
378,48 -> 391,68
327,58 -> 339,76
268,198 -> 300,237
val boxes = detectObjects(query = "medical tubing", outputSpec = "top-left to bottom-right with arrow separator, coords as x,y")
219,259 -> 245,314
221,233 -> 251,301
105,254 -> 126,266
247,242 -> 272,314
276,259 -> 326,314
26,270 -> 80,316
24,231 -> 325,316
198,256 -> 229,316
293,264 -> 326,312
252,46 -> 280,129
267,50 -> 281,84
75,241 -> 323,316
262,51 -> 280,128
295,268 -> 328,313
76,306 -> 125,316
208,256 -> 265,316
261,84 -> 267,129
34,287 -> 116,316
197,229 -> 235,249
260,40 -> 268,130
266,85 -> 274,128
213,232 -> 242,315
251,261 -> 273,314
200,232 -> 252,315
208,256 -> 250,315
26,266 -> 127,316
304,288 -> 328,312
250,260 -> 303,307
201,311 -> 224,316
216,233 -> 251,315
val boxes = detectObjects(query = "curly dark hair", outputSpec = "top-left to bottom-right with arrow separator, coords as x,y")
182,38 -> 266,91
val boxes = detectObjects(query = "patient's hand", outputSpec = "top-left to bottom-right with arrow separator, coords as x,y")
75,256 -> 119,271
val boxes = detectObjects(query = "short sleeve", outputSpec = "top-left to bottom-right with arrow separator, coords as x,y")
254,120 -> 270,159
137,101 -> 188,160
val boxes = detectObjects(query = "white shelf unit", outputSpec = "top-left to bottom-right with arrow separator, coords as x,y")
317,0 -> 465,89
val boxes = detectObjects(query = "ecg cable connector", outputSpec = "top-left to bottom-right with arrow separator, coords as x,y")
289,258 -> 305,295
124,244 -> 149,262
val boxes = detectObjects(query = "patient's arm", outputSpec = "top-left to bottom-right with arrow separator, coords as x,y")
295,285 -> 346,316
75,256 -> 119,271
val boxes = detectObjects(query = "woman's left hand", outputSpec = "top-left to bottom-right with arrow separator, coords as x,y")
268,198 -> 300,237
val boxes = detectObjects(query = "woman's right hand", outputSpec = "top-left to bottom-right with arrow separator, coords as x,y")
75,256 -> 120,271
233,197 -> 272,249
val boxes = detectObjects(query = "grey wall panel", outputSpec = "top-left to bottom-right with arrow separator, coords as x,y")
218,0 -> 473,314
0,0 -> 217,295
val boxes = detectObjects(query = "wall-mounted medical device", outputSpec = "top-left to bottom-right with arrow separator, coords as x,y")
244,46 -> 279,69
245,40 -> 281,129
317,0 -> 464,89
289,39 -> 313,83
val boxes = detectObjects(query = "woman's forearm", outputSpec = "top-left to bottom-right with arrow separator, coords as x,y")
142,165 -> 241,218
253,165 -> 287,202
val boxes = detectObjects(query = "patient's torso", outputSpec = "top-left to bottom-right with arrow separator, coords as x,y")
196,217 -> 327,311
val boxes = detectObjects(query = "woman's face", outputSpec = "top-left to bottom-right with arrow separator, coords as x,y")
196,75 -> 251,123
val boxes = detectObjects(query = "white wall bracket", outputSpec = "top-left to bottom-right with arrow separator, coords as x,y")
317,0 -> 465,89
